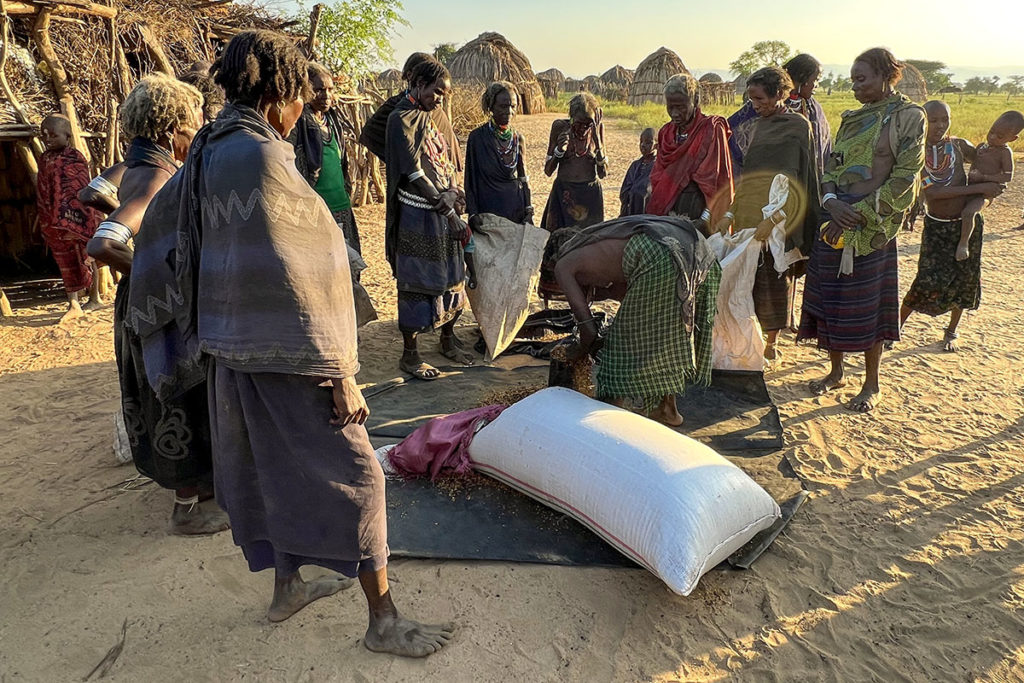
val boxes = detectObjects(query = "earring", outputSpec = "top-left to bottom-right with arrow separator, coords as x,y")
275,101 -> 284,114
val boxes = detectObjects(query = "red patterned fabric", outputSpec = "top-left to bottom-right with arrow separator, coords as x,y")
37,147 -> 100,292
648,110 -> 734,223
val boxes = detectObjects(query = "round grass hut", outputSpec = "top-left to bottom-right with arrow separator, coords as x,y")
699,72 -> 723,83
897,63 -> 928,102
377,68 -> 403,95
628,47 -> 690,106
536,68 -> 564,99
600,65 -> 634,101
448,32 -> 546,114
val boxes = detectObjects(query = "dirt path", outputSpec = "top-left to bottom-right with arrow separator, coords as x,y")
1,114 -> 1023,681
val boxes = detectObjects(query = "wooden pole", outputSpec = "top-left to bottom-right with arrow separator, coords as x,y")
4,0 -> 117,19
32,7 -> 91,162
0,8 -> 44,155
103,15 -> 118,167
305,3 -> 323,60
136,22 -> 173,76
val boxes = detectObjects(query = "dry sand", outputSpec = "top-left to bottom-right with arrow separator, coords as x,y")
1,113 -> 1023,681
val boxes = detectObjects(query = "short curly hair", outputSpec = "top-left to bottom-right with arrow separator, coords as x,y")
854,47 -> 904,87
481,81 -> 516,114
568,92 -> 599,122
120,74 -> 202,141
747,66 -> 793,98
213,30 -> 308,108
178,70 -> 224,122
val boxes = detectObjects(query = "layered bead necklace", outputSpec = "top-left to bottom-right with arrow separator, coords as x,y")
490,120 -> 519,170
923,138 -> 956,188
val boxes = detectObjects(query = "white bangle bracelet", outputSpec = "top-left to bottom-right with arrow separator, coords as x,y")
822,192 -> 838,205
553,149 -> 565,158
724,211 -> 734,220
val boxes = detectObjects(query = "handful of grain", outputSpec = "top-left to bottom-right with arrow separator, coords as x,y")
549,343 -> 594,396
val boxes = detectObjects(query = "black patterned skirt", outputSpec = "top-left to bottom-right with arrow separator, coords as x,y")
903,214 -> 982,316
114,281 -> 214,490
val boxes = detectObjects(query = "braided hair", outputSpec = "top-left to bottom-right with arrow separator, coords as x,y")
481,81 -> 516,114
746,66 -> 793,98
854,48 -> 904,87
213,30 -> 308,108
408,59 -> 449,91
402,52 -> 434,82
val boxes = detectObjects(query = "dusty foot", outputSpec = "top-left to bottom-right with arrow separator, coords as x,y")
170,501 -> 230,535
943,330 -> 960,352
83,298 -> 104,312
440,334 -> 474,365
267,574 -> 355,623
763,344 -> 778,362
649,404 -> 683,427
847,386 -> 881,413
59,302 -> 84,324
364,613 -> 455,658
809,371 -> 846,396
400,350 -> 441,380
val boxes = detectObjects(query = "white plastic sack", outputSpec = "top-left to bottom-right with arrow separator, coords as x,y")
706,229 -> 766,371
465,214 -> 548,360
468,387 -> 780,596
113,411 -> 132,465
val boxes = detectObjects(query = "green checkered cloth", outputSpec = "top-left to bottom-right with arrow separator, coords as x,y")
596,234 -> 720,413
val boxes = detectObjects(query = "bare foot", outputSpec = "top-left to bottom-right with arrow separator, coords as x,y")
763,344 -> 778,361
170,501 -> 230,535
83,298 -> 104,312
440,334 -> 474,365
847,386 -> 880,413
364,612 -> 455,658
943,330 -> 959,352
648,395 -> 683,427
59,301 -> 84,324
400,350 -> 440,381
809,371 -> 846,396
267,573 -> 355,623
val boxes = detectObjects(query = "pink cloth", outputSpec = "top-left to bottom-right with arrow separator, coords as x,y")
387,405 -> 505,480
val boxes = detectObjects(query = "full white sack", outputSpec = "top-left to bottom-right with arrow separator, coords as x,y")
468,387 -> 780,596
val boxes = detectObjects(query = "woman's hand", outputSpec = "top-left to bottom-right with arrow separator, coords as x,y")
448,214 -> 469,242
714,215 -> 734,235
524,205 -> 535,223
454,186 -> 467,215
822,221 -> 845,247
435,189 -> 457,213
554,130 -> 570,157
824,197 -> 863,230
330,376 -> 369,427
977,182 -> 1005,200
468,214 -> 483,231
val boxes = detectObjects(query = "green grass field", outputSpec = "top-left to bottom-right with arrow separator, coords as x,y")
546,91 -> 1024,152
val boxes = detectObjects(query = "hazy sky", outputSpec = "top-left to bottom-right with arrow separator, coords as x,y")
283,0 -> 1023,78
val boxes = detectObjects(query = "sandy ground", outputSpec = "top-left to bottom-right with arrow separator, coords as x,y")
2,113 -> 1024,681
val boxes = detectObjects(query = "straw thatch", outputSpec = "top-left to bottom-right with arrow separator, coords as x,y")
627,47 -> 689,106
698,72 -> 734,106
376,68 -> 403,95
535,67 -> 563,99
448,32 -> 545,115
699,72 -> 723,83
582,75 -> 600,93
897,62 -> 928,103
598,65 -> 632,101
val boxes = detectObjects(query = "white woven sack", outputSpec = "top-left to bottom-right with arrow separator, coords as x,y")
468,387 -> 780,595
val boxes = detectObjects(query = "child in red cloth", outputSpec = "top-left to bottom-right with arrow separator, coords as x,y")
37,114 -> 101,321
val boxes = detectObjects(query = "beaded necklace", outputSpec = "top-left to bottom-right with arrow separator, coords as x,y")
569,122 -> 594,158
923,138 -> 956,188
409,92 -> 456,185
489,120 -> 519,170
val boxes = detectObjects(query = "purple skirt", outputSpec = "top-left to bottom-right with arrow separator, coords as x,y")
798,232 -> 900,352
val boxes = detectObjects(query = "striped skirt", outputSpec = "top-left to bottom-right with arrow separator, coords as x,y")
798,232 -> 900,352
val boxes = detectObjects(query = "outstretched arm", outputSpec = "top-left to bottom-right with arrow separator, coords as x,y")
554,255 -> 598,353
86,167 -> 168,275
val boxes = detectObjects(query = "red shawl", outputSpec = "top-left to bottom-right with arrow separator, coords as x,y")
36,146 -> 100,242
647,110 -> 734,220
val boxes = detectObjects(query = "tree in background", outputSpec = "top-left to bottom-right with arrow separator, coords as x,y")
298,0 -> 408,77
729,41 -> 792,78
1003,75 -> 1024,101
905,60 -> 953,94
432,42 -> 458,67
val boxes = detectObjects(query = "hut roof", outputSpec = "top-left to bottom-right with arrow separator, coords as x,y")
448,31 -> 546,114
699,72 -> 723,83
536,67 -> 565,82
897,62 -> 928,103
600,65 -> 634,85
378,68 -> 402,83
628,47 -> 689,106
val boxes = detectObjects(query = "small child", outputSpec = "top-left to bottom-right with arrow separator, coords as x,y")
36,114 -> 102,321
959,111 -> 1023,259
619,127 -> 656,216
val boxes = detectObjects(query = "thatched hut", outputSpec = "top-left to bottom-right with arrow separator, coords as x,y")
565,77 -> 583,93
599,65 -> 633,101
377,68 -> 403,95
582,75 -> 600,94
536,68 -> 563,99
628,47 -> 689,106
698,72 -> 733,106
448,32 -> 546,115
897,63 -> 928,102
